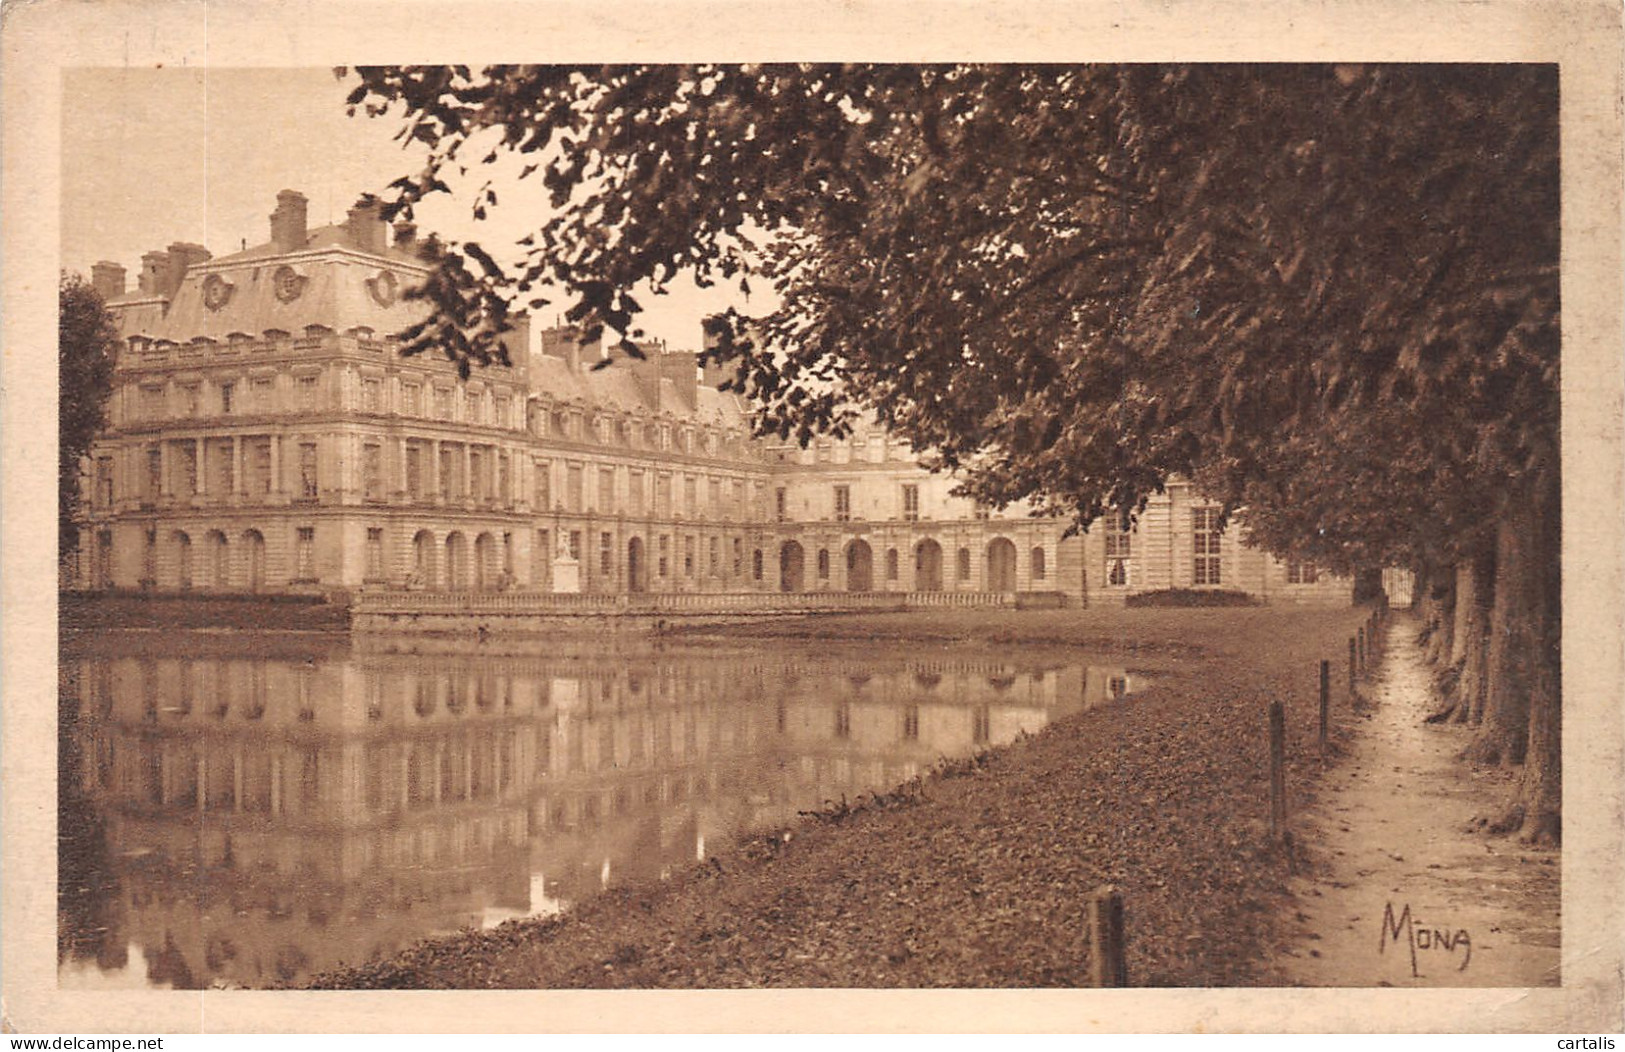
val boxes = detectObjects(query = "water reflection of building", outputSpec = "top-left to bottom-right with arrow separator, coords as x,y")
60,643 -> 1141,988
62,651 -> 537,987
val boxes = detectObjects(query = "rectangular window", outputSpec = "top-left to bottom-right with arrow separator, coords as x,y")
658,535 -> 669,577
903,704 -> 919,740
176,442 -> 198,497
600,468 -> 615,514
656,474 -> 672,517
902,484 -> 919,522
466,390 -> 481,422
248,438 -> 271,494
439,445 -> 458,499
298,442 -> 318,499
212,439 -> 234,494
1287,560 -> 1319,584
567,464 -> 584,512
732,537 -> 743,576
886,548 -> 899,580
251,378 -> 274,413
366,527 -> 384,579
1194,507 -> 1223,586
709,536 -> 721,576
834,485 -> 851,522
534,529 -> 551,586
708,477 -> 722,518
362,377 -> 382,412
140,385 -> 164,419
297,375 -> 319,410
973,505 -> 991,521
146,446 -> 163,498
219,382 -> 235,415
498,452 -> 511,504
402,382 -> 421,416
1105,515 -> 1132,587
600,532 -> 613,577
95,457 -> 114,507
434,387 -> 452,419
470,448 -> 486,501
684,476 -> 698,518
296,526 -> 315,579
534,459 -> 552,509
957,546 -> 972,581
405,443 -> 423,497
629,470 -> 645,516
775,487 -> 787,522
973,706 -> 990,744
568,530 -> 582,562
684,535 -> 695,576
363,443 -> 383,500
180,384 -> 200,417
494,395 -> 511,427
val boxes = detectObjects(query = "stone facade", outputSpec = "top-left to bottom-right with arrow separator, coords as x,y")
73,189 -> 1351,608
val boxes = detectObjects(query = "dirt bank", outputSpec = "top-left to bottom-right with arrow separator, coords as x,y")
307,606 -> 1379,989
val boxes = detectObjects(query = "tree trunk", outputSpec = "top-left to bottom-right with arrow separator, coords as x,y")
1456,545 -> 1495,725
1462,511 -> 1535,764
1484,475 -> 1561,844
1422,564 -> 1456,667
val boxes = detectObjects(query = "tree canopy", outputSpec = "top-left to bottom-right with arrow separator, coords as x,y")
346,63 -> 1557,571
59,272 -> 117,564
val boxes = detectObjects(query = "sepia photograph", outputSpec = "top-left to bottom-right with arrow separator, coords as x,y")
4,0 -> 1622,1037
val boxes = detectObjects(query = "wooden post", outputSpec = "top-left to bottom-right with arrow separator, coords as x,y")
1269,699 -> 1287,842
1358,626 -> 1366,672
1318,659 -> 1330,751
1088,885 -> 1128,987
1349,637 -> 1357,688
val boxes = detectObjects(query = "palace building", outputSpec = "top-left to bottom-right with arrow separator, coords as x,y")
72,189 -> 1351,608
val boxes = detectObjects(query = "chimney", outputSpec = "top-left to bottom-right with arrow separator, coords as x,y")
91,261 -> 126,301
346,195 -> 387,254
270,190 -> 309,253
498,313 -> 532,371
658,351 -> 699,409
166,242 -> 212,292
630,340 -> 663,407
139,250 -> 173,298
540,326 -> 581,373
393,220 -> 418,254
699,319 -> 744,392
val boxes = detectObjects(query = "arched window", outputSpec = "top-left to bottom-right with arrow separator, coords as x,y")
1032,546 -> 1046,581
885,548 -> 899,581
957,547 -> 972,582
817,548 -> 830,579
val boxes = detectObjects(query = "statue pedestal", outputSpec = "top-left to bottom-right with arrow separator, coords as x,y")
552,556 -> 581,593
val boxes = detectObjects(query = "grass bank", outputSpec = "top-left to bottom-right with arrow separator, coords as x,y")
307,605 -> 1378,989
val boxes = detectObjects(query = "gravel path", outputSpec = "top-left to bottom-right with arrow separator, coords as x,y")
1269,614 -> 1561,988
305,607 -> 1384,989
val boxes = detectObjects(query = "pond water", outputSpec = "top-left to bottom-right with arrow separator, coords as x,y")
57,635 -> 1148,989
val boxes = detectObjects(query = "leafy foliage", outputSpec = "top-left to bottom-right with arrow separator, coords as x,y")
343,64 -> 1557,569
59,273 -> 117,563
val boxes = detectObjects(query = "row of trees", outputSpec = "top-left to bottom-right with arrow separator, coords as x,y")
323,64 -> 1559,841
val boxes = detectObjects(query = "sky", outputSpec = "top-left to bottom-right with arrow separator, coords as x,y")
60,66 -> 748,350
